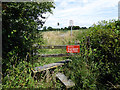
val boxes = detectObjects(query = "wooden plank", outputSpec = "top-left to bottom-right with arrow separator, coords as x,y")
56,73 -> 75,88
34,63 -> 64,72
38,53 -> 79,57
38,45 -> 66,49
32,59 -> 72,73
56,59 -> 72,63
32,44 -> 67,49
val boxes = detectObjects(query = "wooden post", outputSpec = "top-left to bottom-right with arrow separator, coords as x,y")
46,69 -> 50,83
51,71 -> 56,87
71,26 -> 72,36
118,1 -> 120,20
69,20 -> 73,37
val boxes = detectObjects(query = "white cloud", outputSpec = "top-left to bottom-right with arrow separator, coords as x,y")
60,1 -> 68,7
83,0 -> 88,3
43,0 -> 119,28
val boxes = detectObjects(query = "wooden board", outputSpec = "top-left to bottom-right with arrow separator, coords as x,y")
33,45 -> 67,49
32,60 -> 72,73
56,73 -> 75,88
38,53 -> 79,57
38,45 -> 66,49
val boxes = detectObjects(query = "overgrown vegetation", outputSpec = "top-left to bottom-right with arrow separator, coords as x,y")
2,2 -> 55,88
64,20 -> 120,89
2,2 -> 120,89
31,20 -> 120,89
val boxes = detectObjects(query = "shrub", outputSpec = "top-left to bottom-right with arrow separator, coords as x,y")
89,20 -> 120,89
2,2 -> 55,88
65,20 -> 120,89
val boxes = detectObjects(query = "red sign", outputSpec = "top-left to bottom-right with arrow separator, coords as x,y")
66,45 -> 80,53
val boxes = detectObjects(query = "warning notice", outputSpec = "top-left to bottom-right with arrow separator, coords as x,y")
66,45 -> 80,53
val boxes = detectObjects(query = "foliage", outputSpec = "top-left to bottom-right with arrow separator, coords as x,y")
33,20 -> 120,89
88,20 -> 120,89
43,26 -> 47,31
64,20 -> 120,89
2,3 -> 120,89
47,26 -> 53,30
41,26 -> 87,31
2,2 -> 55,88
37,20 -> 120,89
2,61 -> 34,88
72,26 -> 80,30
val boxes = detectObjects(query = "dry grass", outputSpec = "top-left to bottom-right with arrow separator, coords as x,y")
37,30 -> 86,65
42,31 -> 78,45
37,30 -> 80,65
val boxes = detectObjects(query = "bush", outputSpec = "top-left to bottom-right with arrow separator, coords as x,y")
64,20 -> 120,89
89,20 -> 120,89
2,2 -> 55,88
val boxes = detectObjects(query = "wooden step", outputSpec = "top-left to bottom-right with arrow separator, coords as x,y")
56,73 -> 75,88
32,59 -> 72,73
37,53 -> 76,57
32,44 -> 67,49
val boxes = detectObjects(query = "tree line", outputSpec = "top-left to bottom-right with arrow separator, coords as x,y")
41,26 -> 87,31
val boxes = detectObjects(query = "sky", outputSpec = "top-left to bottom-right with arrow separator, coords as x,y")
42,0 -> 120,28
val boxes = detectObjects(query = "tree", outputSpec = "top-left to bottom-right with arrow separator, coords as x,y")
61,28 -> 64,30
81,27 -> 87,29
64,27 -> 68,30
73,26 -> 80,30
2,2 -> 55,76
43,26 -> 47,31
47,26 -> 53,30
68,26 -> 71,30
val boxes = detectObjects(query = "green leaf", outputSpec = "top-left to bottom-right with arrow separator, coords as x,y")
115,39 -> 118,43
13,30 -> 16,32
8,35 -> 10,38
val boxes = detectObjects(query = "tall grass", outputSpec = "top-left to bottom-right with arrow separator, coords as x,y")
42,30 -> 86,45
36,30 -> 89,65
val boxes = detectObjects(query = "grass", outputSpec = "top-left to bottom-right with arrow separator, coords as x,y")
42,31 -> 73,45
42,29 -> 88,44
